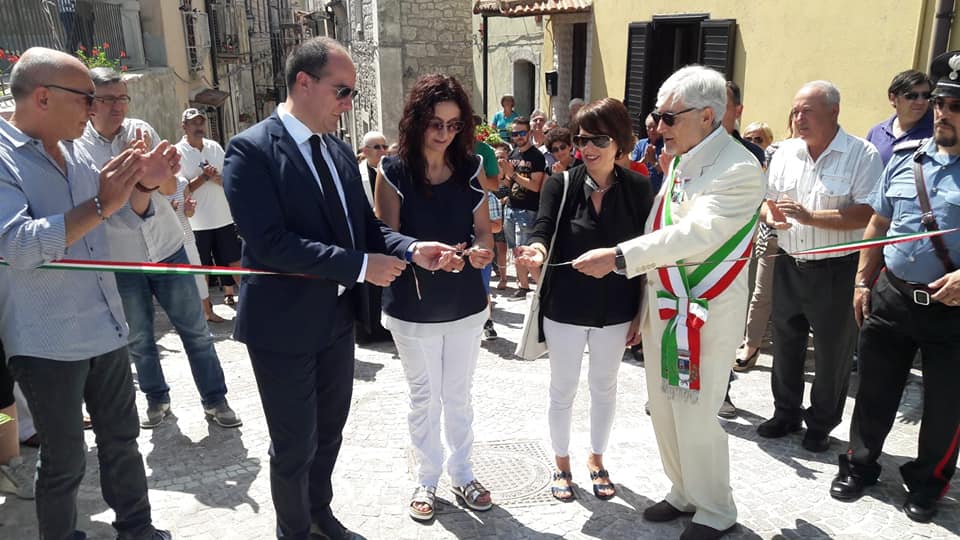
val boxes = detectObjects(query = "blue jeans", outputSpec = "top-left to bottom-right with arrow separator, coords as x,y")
504,207 -> 537,249
115,246 -> 227,409
9,348 -> 158,540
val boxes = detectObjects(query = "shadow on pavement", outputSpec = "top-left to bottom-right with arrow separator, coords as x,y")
772,518 -> 832,539
432,502 -> 565,539
146,417 -> 261,512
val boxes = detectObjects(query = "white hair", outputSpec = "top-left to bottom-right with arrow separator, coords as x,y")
655,65 -> 727,128
361,130 -> 386,147
799,80 -> 841,106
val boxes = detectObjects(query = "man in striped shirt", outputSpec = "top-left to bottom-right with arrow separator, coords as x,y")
758,80 -> 883,453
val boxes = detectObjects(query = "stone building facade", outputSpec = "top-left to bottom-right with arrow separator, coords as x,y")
331,0 -> 475,148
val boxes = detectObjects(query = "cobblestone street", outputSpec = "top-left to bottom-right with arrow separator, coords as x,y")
1,284 -> 958,540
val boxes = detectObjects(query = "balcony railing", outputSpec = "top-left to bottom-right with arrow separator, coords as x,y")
0,0 -> 146,93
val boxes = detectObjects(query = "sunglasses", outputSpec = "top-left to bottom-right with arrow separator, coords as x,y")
303,71 -> 358,100
745,136 -> 764,144
651,107 -> 697,127
549,142 -> 569,153
510,130 -> 529,138
902,91 -> 932,101
427,119 -> 465,133
572,134 -> 613,149
44,84 -> 96,107
366,144 -> 387,150
931,97 -> 960,114
94,95 -> 132,105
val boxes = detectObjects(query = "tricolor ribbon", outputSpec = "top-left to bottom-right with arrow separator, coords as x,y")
654,156 -> 759,401
0,258 -> 278,276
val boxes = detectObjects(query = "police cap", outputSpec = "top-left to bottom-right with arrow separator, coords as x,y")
930,50 -> 960,99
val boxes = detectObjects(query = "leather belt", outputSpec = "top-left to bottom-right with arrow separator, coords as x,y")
886,271 -> 937,306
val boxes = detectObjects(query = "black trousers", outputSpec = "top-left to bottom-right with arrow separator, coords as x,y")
846,271 -> 960,502
247,298 -> 356,540
771,252 -> 859,433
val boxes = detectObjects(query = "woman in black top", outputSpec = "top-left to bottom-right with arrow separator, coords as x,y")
545,127 -> 582,174
375,74 -> 494,522
517,98 -> 654,501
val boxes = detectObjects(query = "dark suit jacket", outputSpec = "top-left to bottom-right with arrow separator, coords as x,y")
223,113 -> 415,354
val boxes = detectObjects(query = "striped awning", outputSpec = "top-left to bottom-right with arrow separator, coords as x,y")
473,0 -> 592,17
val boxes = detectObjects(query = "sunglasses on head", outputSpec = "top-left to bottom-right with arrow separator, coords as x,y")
549,142 -> 569,153
902,91 -> 932,101
427,119 -> 465,133
366,144 -> 387,151
572,134 -> 613,149
44,84 -> 96,107
932,97 -> 960,113
651,107 -> 697,127
510,130 -> 529,138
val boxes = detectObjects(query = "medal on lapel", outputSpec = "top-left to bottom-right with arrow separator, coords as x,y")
671,171 -> 690,204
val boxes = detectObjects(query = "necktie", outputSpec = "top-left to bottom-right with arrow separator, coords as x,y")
309,135 -> 353,248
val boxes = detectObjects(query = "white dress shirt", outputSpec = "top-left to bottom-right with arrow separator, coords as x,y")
277,104 -> 367,291
766,127 -> 882,260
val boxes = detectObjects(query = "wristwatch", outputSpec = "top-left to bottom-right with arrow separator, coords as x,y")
614,246 -> 627,274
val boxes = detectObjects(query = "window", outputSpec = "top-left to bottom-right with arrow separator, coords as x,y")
571,22 -> 587,100
182,10 -> 211,73
624,16 -> 736,137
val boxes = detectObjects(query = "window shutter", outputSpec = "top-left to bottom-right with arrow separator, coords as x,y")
624,22 -> 652,137
699,19 -> 736,79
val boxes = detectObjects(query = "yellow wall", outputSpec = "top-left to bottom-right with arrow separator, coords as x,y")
547,0 -> 937,138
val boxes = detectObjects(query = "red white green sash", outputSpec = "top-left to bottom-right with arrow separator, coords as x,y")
652,157 -> 758,400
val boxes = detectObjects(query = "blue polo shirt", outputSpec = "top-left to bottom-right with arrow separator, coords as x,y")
872,138 -> 960,283
866,110 -> 933,165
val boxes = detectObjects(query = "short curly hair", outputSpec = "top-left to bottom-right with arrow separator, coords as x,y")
544,127 -> 572,151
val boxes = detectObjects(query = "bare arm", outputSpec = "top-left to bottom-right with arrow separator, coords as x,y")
374,170 -> 401,230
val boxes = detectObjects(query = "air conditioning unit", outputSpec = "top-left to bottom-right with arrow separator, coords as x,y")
182,10 -> 211,73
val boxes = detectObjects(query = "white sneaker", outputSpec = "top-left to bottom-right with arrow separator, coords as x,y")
0,456 -> 35,499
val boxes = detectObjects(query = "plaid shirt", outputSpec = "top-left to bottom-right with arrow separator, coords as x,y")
58,0 -> 77,12
487,191 -> 502,221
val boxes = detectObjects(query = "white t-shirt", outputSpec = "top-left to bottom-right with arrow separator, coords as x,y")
174,136 -> 233,231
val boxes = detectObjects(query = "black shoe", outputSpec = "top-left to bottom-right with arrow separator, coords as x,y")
482,319 -> 498,340
756,417 -> 802,438
511,287 -> 531,299
903,494 -> 937,523
801,430 -> 831,453
680,522 -> 736,540
717,396 -> 738,419
830,454 -> 872,501
642,500 -> 695,522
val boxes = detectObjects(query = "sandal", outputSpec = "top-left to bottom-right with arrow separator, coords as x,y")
589,468 -> 616,500
224,294 -> 237,307
451,479 -> 492,511
408,485 -> 436,521
551,470 -> 576,502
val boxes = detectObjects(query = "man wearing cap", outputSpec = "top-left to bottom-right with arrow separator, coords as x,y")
175,108 -> 243,309
758,80 -> 883,453
829,52 -> 960,523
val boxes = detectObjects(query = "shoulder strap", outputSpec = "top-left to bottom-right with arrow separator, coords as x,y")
911,143 -> 957,273
543,171 -> 570,266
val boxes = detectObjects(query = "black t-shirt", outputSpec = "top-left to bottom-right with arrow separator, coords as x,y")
507,145 -> 547,211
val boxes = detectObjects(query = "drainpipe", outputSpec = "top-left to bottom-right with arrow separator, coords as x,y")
482,15 -> 489,120
930,0 -> 956,70
204,0 -> 226,142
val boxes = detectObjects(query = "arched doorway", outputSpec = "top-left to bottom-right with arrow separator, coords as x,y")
513,60 -> 536,117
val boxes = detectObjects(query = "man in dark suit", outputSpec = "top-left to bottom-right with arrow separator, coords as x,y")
223,37 -> 451,540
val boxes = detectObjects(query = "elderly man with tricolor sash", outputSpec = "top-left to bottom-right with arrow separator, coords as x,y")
574,65 -> 764,540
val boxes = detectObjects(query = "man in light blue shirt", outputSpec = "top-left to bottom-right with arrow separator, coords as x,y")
0,48 -> 179,540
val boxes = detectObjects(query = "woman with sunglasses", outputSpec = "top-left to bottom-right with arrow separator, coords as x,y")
516,98 -> 654,502
545,127 -> 581,173
374,73 -> 495,522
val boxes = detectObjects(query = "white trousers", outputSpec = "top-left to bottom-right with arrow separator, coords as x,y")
183,241 -> 209,300
543,317 -> 630,457
393,324 -> 482,488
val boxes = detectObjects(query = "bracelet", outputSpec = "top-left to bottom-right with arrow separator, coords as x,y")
854,283 -> 871,290
134,182 -> 160,193
92,196 -> 106,221
533,244 -> 547,258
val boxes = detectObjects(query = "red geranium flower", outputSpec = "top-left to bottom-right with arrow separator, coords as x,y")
9,55 -> 19,64
119,51 -> 127,58
78,44 -> 86,51
103,42 -> 109,49
120,65 -> 128,72
91,48 -> 99,56
0,49 -> 6,61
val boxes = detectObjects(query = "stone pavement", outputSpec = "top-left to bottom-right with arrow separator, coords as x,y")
1,283 -> 958,540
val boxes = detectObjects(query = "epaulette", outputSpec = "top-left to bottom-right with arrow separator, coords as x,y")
891,138 -> 925,154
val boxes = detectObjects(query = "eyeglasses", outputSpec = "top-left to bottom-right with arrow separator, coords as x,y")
651,107 -> 697,127
303,71 -> 358,100
427,119 -> 464,133
931,97 -> 960,114
510,130 -> 529,138
94,95 -> 132,105
572,134 -> 613,149
366,144 -> 387,151
44,84 -> 96,107
549,142 -> 569,153
902,91 -> 932,101
745,136 -> 764,144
